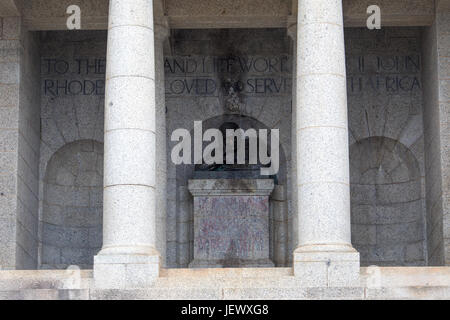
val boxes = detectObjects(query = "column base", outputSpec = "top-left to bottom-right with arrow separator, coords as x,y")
293,244 -> 360,287
94,247 -> 160,289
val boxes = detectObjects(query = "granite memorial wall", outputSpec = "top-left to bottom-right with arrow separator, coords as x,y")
36,27 -> 427,269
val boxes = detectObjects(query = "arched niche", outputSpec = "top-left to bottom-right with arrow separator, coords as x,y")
350,137 -> 425,266
41,140 -> 103,269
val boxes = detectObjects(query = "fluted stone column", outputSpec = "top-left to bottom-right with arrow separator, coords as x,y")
293,0 -> 360,287
94,0 -> 160,289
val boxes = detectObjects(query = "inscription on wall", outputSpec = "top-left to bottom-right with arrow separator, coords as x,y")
42,54 -> 420,97
42,55 -> 292,98
42,58 -> 106,96
165,55 -> 292,97
346,55 -> 421,95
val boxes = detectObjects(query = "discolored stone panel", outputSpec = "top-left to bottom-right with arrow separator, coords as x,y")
350,137 -> 425,266
189,179 -> 274,268
41,140 -> 103,269
192,196 -> 270,266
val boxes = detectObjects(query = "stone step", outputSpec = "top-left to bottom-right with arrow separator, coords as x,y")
1,284 -> 450,300
0,267 -> 450,300
1,285 -> 449,300
0,270 -> 93,290
89,285 -> 450,300
0,289 -> 89,300
160,267 -> 292,278
364,286 -> 450,300
156,267 -> 296,288
360,267 -> 450,287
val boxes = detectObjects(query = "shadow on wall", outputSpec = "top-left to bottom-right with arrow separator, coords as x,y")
41,140 -> 103,269
350,136 -> 425,266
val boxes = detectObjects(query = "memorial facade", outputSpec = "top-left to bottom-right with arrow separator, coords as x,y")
0,0 -> 449,299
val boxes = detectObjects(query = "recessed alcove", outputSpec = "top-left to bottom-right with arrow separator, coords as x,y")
350,137 -> 425,266
41,140 -> 103,269
173,114 -> 289,268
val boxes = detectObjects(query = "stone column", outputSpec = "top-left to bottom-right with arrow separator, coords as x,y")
293,0 -> 360,287
422,0 -> 450,265
287,18 -> 298,265
154,23 -> 170,267
94,0 -> 160,289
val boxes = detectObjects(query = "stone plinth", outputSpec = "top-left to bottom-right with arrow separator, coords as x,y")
188,179 -> 274,268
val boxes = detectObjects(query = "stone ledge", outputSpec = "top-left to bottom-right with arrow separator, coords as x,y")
21,0 -> 436,30
2,286 -> 450,300
188,179 -> 274,196
1,267 -> 450,299
0,270 -> 93,290
360,266 -> 450,287
160,267 -> 292,278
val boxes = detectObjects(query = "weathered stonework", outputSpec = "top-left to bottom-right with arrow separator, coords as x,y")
422,1 -> 450,266
19,0 -> 436,30
346,27 -> 426,266
0,16 -> 40,270
41,140 -> 103,269
188,179 -> 274,268
0,0 -> 449,300
39,31 -> 106,270
165,28 -> 292,268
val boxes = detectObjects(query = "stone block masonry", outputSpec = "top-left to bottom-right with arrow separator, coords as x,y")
422,1 -> 450,266
0,16 -> 40,270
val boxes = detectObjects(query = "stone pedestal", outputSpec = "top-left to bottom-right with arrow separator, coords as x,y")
188,179 -> 275,268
